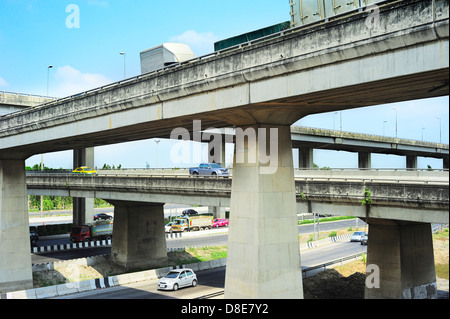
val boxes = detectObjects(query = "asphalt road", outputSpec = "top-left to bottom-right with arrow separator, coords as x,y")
53,240 -> 366,299
31,219 -> 366,264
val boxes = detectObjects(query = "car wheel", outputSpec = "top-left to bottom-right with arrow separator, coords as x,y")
192,279 -> 197,287
173,284 -> 179,291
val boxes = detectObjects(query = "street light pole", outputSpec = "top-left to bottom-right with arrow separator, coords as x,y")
120,52 -> 126,79
393,108 -> 398,138
47,65 -> 53,96
154,139 -> 160,168
437,117 -> 442,143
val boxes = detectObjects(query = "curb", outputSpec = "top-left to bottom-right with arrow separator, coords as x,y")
32,239 -> 112,253
299,234 -> 351,250
1,257 -> 227,299
32,228 -> 229,253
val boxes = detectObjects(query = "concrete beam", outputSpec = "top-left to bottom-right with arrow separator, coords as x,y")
0,160 -> 33,293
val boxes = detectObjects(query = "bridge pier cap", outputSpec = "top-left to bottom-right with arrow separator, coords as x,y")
170,120 -> 292,175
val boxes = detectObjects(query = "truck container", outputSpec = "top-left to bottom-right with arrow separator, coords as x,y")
140,43 -> 196,74
70,220 -> 113,243
290,0 -> 383,28
169,216 -> 213,233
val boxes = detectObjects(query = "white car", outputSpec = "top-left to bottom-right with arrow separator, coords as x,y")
165,222 -> 173,233
158,269 -> 198,291
350,231 -> 366,242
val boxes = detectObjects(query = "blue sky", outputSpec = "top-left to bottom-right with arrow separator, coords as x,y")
0,1 -> 448,170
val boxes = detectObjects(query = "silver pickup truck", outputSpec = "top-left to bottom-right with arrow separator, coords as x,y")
189,163 -> 230,177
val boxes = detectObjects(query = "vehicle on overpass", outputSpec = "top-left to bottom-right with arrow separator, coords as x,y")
189,163 -> 230,177
169,216 -> 213,233
140,43 -> 196,74
181,209 -> 199,216
72,166 -> 98,176
157,268 -> 198,291
70,220 -> 113,243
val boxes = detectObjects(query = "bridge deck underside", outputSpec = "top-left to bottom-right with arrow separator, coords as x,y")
2,67 -> 448,159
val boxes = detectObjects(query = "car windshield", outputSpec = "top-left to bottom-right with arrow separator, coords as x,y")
354,232 -> 365,235
165,271 -> 180,279
210,163 -> 222,168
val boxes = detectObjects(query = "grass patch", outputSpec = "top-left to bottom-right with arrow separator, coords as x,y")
186,245 -> 228,262
298,216 -> 356,226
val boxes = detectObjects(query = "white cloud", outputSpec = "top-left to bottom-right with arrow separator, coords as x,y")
169,30 -> 218,56
0,76 -> 8,88
52,65 -> 112,97
87,0 -> 109,8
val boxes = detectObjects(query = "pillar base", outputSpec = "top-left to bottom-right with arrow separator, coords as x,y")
109,201 -> 168,270
364,219 -> 437,299
0,160 -> 33,293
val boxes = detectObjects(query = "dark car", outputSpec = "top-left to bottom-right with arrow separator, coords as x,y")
361,234 -> 368,245
94,213 -> 113,221
30,231 -> 39,246
181,209 -> 198,216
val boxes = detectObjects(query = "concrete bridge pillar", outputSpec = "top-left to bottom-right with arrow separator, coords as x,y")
224,124 -> 303,299
0,159 -> 33,293
406,155 -> 418,170
298,148 -> 314,169
364,219 -> 437,299
109,201 -> 167,269
358,152 -> 371,169
73,148 -> 95,225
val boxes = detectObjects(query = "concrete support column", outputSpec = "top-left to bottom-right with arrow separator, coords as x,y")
0,160 -> 33,293
73,148 -> 95,225
298,148 -> 314,169
110,201 -> 167,269
208,139 -> 226,219
443,157 -> 449,170
406,155 -> 418,170
224,125 -> 303,299
358,152 -> 371,169
364,219 -> 437,299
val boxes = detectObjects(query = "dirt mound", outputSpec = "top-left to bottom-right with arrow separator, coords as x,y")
303,269 -> 366,299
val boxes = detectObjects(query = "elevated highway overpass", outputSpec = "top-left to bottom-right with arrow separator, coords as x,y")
1,0 -> 449,299
26,170 -> 449,224
0,92 -> 55,116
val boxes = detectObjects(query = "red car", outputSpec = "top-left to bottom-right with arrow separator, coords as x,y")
212,218 -> 229,228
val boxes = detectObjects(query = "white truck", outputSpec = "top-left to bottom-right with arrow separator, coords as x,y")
140,43 -> 196,74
